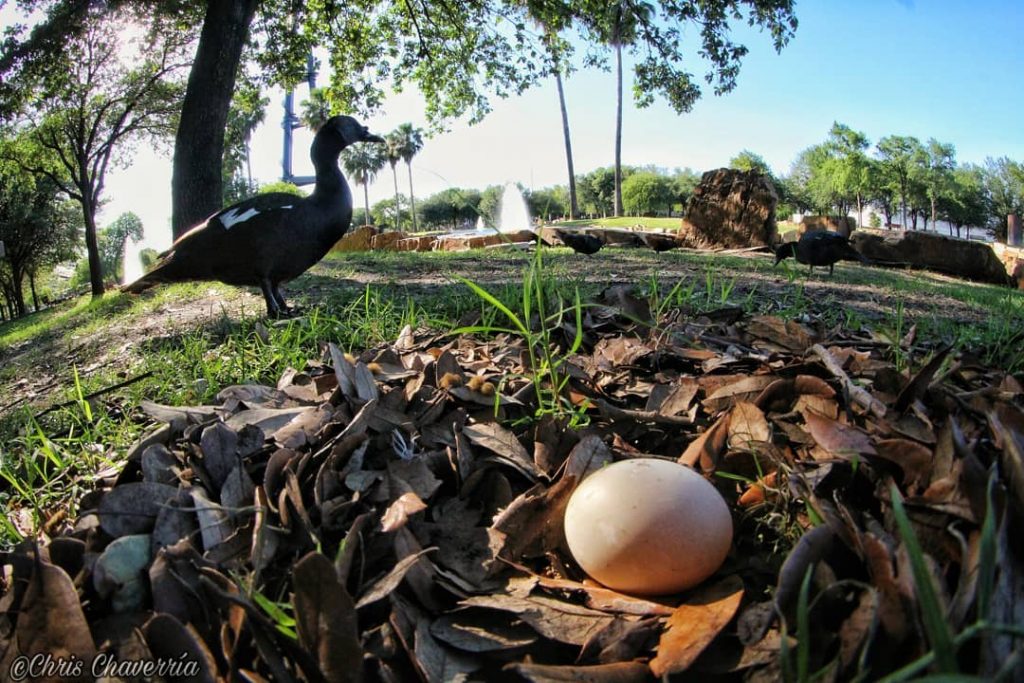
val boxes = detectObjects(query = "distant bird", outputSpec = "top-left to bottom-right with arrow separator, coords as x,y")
555,229 -> 603,256
124,116 -> 384,316
774,230 -> 868,275
639,232 -> 681,253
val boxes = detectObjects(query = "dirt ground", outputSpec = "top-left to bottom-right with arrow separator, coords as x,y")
0,247 -> 1008,418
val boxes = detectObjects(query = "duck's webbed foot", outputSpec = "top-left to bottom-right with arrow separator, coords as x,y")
260,279 -> 288,318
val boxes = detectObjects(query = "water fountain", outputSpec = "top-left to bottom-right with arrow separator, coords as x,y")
121,238 -> 144,285
496,182 -> 531,233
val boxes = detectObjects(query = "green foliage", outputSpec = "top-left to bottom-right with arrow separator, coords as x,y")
342,143 -> 388,223
621,171 -> 675,216
1,6 -> 188,297
729,150 -> 772,174
258,181 -> 306,197
0,155 -> 81,317
223,79 -> 268,203
526,186 -> 567,222
418,188 -> 482,230
298,87 -> 331,132
983,157 -> 1024,240
372,196 -> 410,231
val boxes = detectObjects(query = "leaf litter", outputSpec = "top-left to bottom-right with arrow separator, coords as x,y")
2,284 -> 1023,681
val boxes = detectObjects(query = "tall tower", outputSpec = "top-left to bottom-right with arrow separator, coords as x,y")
281,54 -> 318,187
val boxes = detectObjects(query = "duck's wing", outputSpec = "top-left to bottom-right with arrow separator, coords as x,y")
171,193 -> 303,247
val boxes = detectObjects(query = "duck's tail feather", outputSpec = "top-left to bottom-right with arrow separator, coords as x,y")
120,257 -> 175,294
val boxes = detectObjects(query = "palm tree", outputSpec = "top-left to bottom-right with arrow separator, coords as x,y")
384,132 -> 404,231
341,144 -> 387,227
394,123 -> 425,232
605,1 -> 650,216
298,88 -> 331,132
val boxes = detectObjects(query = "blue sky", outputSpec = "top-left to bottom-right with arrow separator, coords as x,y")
61,0 -> 1024,250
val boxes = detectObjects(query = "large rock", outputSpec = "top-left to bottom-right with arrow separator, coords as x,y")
436,229 -> 535,252
851,229 -> 1011,285
990,243 -> 1024,289
396,236 -> 439,252
370,231 -> 409,251
331,225 -> 377,252
679,168 -> 777,249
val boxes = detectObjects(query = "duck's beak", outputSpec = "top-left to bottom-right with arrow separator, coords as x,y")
361,127 -> 385,143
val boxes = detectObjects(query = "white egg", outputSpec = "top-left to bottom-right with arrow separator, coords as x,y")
563,458 -> 733,595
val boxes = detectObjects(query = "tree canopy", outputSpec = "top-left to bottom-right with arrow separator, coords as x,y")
1,0 -> 798,234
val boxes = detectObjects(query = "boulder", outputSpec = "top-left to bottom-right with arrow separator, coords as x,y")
332,225 -> 377,252
370,231 -> 409,251
851,229 -> 1011,285
992,243 -> 1024,289
679,168 -> 777,249
436,229 -> 535,252
396,236 -> 438,252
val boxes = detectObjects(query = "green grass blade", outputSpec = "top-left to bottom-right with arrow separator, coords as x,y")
453,275 -> 530,338
890,483 -> 958,673
977,468 -> 998,623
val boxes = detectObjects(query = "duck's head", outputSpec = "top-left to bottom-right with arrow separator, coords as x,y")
313,115 -> 385,158
773,241 -> 797,266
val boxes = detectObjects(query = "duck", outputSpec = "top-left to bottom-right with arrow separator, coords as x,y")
124,115 -> 384,316
639,232 -> 681,253
773,230 -> 868,275
555,229 -> 603,256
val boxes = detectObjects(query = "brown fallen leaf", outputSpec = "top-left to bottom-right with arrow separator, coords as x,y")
293,551 -> 363,683
505,660 -> 651,682
380,491 -> 427,533
649,574 -> 745,677
728,401 -> 771,451
803,410 -> 877,458
0,554 -> 97,681
679,413 -> 730,471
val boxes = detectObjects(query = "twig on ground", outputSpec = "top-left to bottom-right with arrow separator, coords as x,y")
810,343 -> 888,419
33,371 -> 155,419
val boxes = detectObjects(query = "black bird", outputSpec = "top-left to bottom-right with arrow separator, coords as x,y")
555,229 -> 603,256
773,230 -> 868,275
125,115 -> 384,316
639,232 -> 681,253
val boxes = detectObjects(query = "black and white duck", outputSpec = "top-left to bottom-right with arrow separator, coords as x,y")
125,115 -> 384,316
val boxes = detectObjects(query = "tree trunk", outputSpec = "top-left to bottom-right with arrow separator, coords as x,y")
391,164 -> 400,231
613,41 -> 624,217
171,0 -> 259,238
10,266 -> 27,317
363,181 -> 371,226
28,270 -> 39,312
82,200 -> 104,298
554,69 -> 578,219
856,194 -> 863,228
406,161 -> 418,232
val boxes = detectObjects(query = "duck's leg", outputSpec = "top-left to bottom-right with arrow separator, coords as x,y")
272,284 -> 295,316
828,263 -> 835,276
260,278 -> 282,318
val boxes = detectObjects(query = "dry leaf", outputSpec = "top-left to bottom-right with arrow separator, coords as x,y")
649,574 -> 745,677
381,492 -> 427,533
